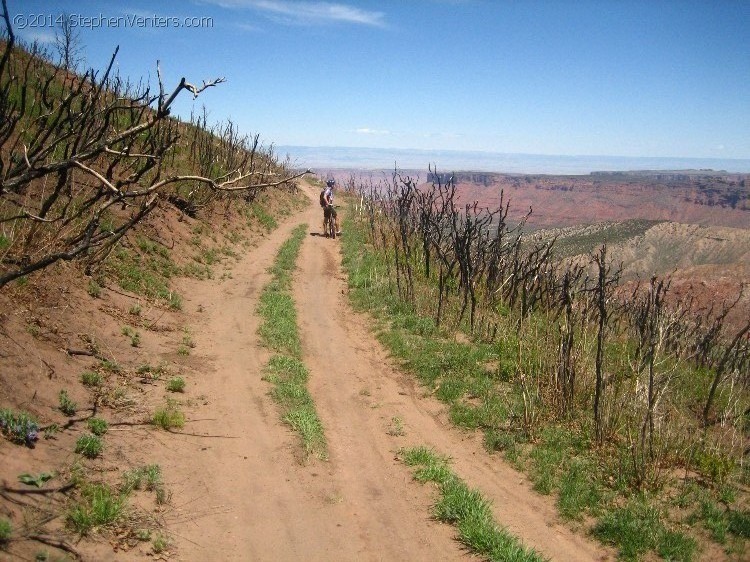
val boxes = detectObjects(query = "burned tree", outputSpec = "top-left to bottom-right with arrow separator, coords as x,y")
0,4 -> 308,288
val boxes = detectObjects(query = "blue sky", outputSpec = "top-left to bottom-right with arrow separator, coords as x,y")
9,0 -> 750,160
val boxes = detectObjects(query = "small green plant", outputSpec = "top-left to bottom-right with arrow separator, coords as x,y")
121,326 -> 139,346
177,345 -> 190,356
152,401 -> 185,430
18,472 -> 54,488
181,329 -> 195,349
0,408 -> 39,446
0,518 -> 12,543
136,528 -> 151,541
129,303 -> 142,316
137,363 -> 166,381
43,423 -> 59,440
122,464 -> 162,493
35,550 -> 48,561
387,416 -> 405,436
67,483 -> 124,534
58,390 -> 77,416
75,434 -> 103,458
87,279 -> 102,298
152,534 -> 169,553
100,359 -> 122,373
80,371 -> 103,387
166,377 -> 185,393
87,417 -> 108,436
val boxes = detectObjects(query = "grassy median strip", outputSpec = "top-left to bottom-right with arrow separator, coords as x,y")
401,446 -> 545,562
257,224 -> 327,460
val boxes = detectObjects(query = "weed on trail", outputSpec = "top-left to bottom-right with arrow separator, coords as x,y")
67,483 -> 125,535
401,446 -> 544,562
152,400 -> 185,430
257,225 -> 327,461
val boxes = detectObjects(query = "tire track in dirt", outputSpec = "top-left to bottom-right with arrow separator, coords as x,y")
163,214 -> 352,561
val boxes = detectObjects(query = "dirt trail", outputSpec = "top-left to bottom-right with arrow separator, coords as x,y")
164,182 -> 611,561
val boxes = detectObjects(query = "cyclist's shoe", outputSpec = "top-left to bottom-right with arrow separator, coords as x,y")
336,230 -> 342,235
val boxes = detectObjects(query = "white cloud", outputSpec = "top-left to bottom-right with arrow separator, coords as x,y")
203,0 -> 386,27
355,127 -> 390,135
423,131 -> 463,140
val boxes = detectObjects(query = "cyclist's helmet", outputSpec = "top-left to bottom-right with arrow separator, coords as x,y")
326,179 -> 335,187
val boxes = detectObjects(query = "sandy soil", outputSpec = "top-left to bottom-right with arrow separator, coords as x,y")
154,182 -> 612,561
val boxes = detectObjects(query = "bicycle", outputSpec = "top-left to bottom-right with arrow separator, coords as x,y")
323,205 -> 337,239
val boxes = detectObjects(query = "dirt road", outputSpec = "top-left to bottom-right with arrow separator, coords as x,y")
164,182 -> 610,561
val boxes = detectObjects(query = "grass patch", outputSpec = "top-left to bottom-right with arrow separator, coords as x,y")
75,434 -> 103,458
80,371 -> 103,387
152,534 -> 170,553
250,203 -> 278,231
257,291 -> 300,356
593,499 -> 696,561
105,246 -> 182,310
87,418 -> 108,436
87,279 -> 102,298
166,377 -> 185,393
58,390 -> 77,416
122,464 -> 163,494
257,225 -> 327,461
401,446 -> 543,562
151,400 -> 185,430
263,354 -> 326,460
67,483 -> 124,535
0,518 -> 11,543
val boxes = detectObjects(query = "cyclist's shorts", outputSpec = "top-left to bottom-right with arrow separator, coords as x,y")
324,206 -> 337,218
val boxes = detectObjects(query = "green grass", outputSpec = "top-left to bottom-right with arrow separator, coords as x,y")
262,355 -> 327,460
75,434 -> 103,458
401,446 -> 544,562
152,534 -> 169,553
80,371 -> 103,387
67,483 -> 125,535
105,246 -> 182,310
0,518 -> 11,543
256,224 -> 327,461
257,291 -> 301,356
557,458 -> 603,521
87,418 -> 108,436
151,400 -> 185,430
122,464 -> 162,494
166,377 -> 185,393
87,279 -> 102,298
250,203 -> 278,231
58,390 -> 77,416
593,499 -> 696,561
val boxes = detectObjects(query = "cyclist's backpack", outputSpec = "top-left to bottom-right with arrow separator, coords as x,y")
319,189 -> 327,208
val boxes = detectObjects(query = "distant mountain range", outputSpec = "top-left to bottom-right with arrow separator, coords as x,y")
277,145 -> 750,175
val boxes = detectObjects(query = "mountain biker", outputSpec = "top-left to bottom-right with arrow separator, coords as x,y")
320,179 -> 341,236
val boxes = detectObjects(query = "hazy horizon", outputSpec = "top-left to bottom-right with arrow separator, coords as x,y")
279,145 -> 750,176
